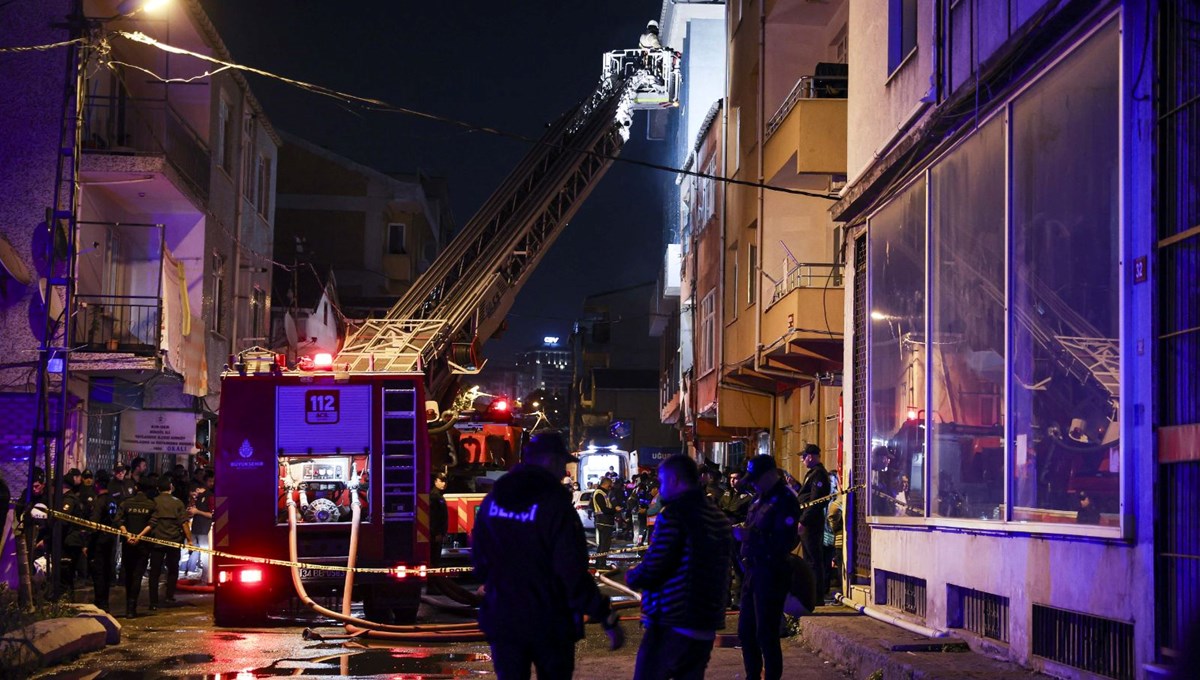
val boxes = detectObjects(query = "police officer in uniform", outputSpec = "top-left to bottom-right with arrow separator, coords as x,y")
117,480 -> 155,617
88,478 -> 121,612
591,476 -> 620,569
473,432 -> 624,679
733,455 -> 802,680
58,468 -> 87,596
796,444 -> 832,598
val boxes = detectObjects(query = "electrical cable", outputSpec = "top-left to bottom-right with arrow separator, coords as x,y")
109,30 -> 838,202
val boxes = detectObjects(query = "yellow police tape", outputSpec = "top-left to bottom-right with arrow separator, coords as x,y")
20,483 -> 860,575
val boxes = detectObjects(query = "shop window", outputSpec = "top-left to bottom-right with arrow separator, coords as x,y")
867,178 -> 926,518
929,116 -> 1006,521
1010,22 -> 1120,525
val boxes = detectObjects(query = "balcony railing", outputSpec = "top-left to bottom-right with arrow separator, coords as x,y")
770,261 -> 845,306
83,92 -> 211,200
766,63 -> 849,139
73,294 -> 161,354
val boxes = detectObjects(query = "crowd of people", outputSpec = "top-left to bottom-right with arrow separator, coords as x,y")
473,433 -> 845,680
21,453 -> 215,618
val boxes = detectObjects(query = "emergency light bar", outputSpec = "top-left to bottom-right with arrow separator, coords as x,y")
391,564 -> 428,579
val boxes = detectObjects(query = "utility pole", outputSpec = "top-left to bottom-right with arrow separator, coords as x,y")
30,0 -> 88,600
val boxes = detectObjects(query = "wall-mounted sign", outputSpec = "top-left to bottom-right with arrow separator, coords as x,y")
119,410 -> 198,454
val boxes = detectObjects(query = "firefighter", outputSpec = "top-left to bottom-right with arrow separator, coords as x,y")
591,476 -> 620,569
472,432 -> 624,679
117,480 -> 155,618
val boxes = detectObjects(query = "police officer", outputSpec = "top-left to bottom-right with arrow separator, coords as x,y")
733,454 -> 802,680
88,477 -> 121,612
796,444 -> 832,598
117,480 -> 156,618
473,432 -> 624,679
429,472 -> 449,567
58,468 -> 87,597
147,477 -> 193,610
591,476 -> 620,569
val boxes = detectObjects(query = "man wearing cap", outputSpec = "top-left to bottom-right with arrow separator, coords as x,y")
796,444 -> 832,601
733,454 -> 802,680
473,432 -> 624,679
58,468 -> 87,596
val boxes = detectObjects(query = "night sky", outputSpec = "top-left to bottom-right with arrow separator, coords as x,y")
201,0 -> 668,364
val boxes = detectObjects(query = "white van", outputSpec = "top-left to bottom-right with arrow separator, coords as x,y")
573,445 -> 637,489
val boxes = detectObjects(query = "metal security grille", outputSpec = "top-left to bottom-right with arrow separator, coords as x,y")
948,585 -> 1009,642
1032,604 -> 1134,679
1156,0 -> 1200,662
850,233 -> 871,580
84,411 -> 118,473
877,569 -> 926,619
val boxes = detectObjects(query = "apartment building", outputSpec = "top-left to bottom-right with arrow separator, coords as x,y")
0,0 -> 278,477
837,1 -> 1165,676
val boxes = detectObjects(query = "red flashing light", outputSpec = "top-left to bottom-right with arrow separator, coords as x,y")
313,353 -> 334,369
906,408 -> 924,422
240,568 -> 263,584
492,399 -> 509,412
218,570 -> 230,584
394,565 -> 408,579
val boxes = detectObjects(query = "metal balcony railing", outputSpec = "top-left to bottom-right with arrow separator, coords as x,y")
770,261 -> 845,306
82,92 -> 211,200
765,63 -> 849,139
73,294 -> 161,354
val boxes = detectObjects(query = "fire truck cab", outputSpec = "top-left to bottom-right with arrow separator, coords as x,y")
212,372 -> 430,626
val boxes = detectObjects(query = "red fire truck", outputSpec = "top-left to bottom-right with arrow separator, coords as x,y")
211,45 -> 678,627
212,372 -> 429,626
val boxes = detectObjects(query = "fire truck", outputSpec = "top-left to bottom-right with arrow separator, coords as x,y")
211,45 -> 678,626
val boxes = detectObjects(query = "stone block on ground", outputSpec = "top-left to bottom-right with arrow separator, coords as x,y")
68,603 -> 122,645
0,616 -> 107,673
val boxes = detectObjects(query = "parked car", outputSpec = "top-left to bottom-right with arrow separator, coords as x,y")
572,489 -> 595,530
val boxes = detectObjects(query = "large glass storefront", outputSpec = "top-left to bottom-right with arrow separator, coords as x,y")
867,19 -> 1121,531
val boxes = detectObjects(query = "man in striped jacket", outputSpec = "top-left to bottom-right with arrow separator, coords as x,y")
626,455 -> 732,680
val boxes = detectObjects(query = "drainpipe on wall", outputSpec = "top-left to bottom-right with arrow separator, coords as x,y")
753,0 -> 766,374
835,593 -> 948,639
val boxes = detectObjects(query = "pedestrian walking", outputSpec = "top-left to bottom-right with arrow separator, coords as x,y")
117,480 -> 155,618
472,432 -> 624,680
591,476 -> 620,569
146,477 -> 192,610
734,454 -> 802,680
626,455 -> 731,680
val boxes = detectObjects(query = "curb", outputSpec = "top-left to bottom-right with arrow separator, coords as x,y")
0,605 -> 120,676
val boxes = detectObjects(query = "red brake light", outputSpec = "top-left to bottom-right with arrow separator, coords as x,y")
240,568 -> 263,584
218,570 -> 230,584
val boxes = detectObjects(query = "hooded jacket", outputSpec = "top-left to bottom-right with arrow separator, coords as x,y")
472,463 -> 611,643
625,487 -> 731,631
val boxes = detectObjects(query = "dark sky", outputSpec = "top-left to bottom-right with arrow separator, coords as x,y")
201,0 -> 667,364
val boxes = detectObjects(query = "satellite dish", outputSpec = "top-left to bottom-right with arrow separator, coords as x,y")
0,235 -> 33,286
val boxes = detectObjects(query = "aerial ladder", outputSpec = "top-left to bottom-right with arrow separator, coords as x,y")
335,48 -> 679,404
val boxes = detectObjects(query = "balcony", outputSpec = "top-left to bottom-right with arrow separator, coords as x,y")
71,221 -> 164,357
764,66 -> 848,181
762,261 -> 845,374
82,93 -> 211,201
73,295 -> 161,354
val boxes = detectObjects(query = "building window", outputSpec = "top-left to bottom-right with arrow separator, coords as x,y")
747,242 -> 757,307
217,98 -> 234,174
888,0 -> 918,75
242,115 -> 257,199
251,286 -> 266,339
388,223 -> 407,255
700,290 -> 716,374
929,115 -> 1006,521
211,251 -> 227,337
866,20 -> 1121,533
256,154 -> 272,216
727,244 -> 739,321
867,177 -> 926,519
1010,22 -> 1119,525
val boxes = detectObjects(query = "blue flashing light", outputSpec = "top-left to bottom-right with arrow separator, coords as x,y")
47,357 -> 64,374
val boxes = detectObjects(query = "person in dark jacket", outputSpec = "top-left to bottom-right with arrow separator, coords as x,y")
796,444 -> 832,597
58,468 -> 86,596
88,479 -> 120,611
473,432 -> 624,679
146,477 -> 192,611
117,480 -> 155,618
734,454 -> 802,680
430,472 -> 449,567
626,454 -> 731,680
591,476 -> 620,569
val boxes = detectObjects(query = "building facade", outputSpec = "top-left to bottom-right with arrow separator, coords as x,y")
1,0 -> 279,478
837,1 -> 1161,676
